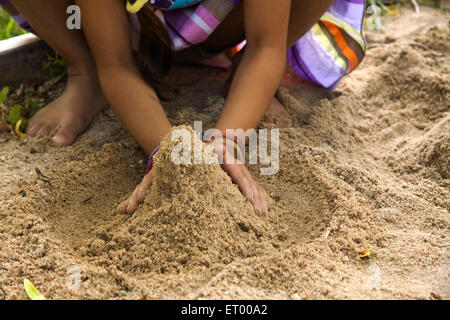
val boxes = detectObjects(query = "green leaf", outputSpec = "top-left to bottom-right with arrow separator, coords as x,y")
5,18 -> 14,39
0,86 -> 9,105
24,279 -> 46,300
27,98 -> 45,113
7,104 -> 23,125
42,60 -> 51,71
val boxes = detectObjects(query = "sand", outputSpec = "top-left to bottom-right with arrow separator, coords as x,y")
0,7 -> 448,300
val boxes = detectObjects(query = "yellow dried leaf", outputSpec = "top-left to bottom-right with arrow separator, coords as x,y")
359,249 -> 371,258
15,119 -> 27,138
24,279 -> 46,300
386,5 -> 399,16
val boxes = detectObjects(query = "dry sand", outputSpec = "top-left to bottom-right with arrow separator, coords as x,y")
0,7 -> 448,299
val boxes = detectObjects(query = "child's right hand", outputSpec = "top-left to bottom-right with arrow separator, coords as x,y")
117,171 -> 154,215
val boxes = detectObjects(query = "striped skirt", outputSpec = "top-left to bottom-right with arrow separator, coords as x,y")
153,0 -> 367,89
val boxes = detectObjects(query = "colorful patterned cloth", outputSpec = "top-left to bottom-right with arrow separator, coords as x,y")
155,0 -> 366,89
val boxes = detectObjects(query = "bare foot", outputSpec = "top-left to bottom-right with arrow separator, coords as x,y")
26,74 -> 107,145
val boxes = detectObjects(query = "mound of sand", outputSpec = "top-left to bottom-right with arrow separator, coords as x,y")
87,127 -> 272,275
0,7 -> 448,300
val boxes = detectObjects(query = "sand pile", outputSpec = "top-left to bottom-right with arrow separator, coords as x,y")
86,127 -> 271,275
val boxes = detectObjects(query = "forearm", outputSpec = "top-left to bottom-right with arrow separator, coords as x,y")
98,65 -> 172,155
215,45 -> 286,133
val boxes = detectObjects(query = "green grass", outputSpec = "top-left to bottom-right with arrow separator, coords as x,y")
0,7 -> 27,40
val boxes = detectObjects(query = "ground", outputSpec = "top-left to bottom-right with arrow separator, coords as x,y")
0,7 -> 448,300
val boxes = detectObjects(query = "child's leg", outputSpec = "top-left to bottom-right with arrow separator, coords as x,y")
8,0 -> 107,145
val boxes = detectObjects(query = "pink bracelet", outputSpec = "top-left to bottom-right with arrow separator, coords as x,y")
146,145 -> 161,173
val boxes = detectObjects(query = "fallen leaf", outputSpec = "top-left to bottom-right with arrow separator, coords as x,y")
359,249 -> 371,258
24,279 -> 46,300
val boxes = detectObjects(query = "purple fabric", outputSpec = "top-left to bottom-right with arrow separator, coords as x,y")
329,0 -> 365,31
161,0 -> 235,50
10,14 -> 34,33
289,37 -> 346,89
287,46 -> 321,86
0,0 -> 11,6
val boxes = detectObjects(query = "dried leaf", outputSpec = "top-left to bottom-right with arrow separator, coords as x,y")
15,119 -> 27,138
359,249 -> 371,258
24,279 -> 46,300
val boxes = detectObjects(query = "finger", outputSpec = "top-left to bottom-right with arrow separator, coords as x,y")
242,171 -> 267,216
254,185 -> 269,216
117,199 -> 128,215
137,184 -> 147,203
238,174 -> 254,202
138,173 -> 153,202
251,183 -> 264,216
261,187 -> 270,213
126,186 -> 141,214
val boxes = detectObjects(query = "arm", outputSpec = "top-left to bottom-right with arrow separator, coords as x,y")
209,0 -> 290,215
75,0 -> 171,155
215,0 -> 291,133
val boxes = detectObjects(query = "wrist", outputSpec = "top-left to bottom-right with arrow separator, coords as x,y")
146,145 -> 161,173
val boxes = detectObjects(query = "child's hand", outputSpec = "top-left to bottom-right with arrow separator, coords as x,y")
209,139 -> 270,216
221,160 -> 270,216
117,171 -> 154,215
